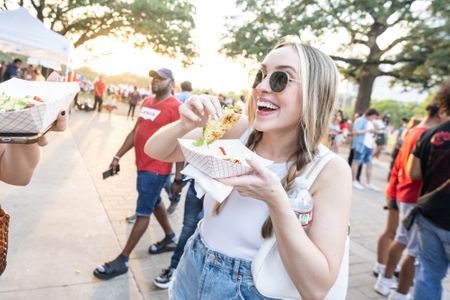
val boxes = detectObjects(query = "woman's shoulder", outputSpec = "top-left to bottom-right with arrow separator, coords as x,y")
311,154 -> 351,195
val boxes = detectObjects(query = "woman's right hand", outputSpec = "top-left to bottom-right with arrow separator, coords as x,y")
179,95 -> 222,131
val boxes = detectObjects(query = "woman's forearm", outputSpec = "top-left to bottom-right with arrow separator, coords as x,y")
0,144 -> 41,185
145,120 -> 195,162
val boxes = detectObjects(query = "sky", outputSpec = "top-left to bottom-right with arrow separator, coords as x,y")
70,0 -> 427,101
72,0 -> 250,94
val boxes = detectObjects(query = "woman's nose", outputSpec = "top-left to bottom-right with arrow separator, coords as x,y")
255,74 -> 271,93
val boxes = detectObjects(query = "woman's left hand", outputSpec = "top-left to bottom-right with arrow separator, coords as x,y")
218,158 -> 285,205
37,111 -> 67,146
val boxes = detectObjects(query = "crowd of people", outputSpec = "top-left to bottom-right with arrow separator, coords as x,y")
371,81 -> 450,300
0,58 -> 45,82
1,37 -> 449,300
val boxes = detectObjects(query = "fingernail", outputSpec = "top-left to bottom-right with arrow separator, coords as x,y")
61,110 -> 66,116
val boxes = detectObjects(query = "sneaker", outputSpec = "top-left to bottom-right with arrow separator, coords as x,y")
153,267 -> 175,289
126,214 -> 136,224
166,202 -> 178,215
374,273 -> 398,296
394,265 -> 401,278
373,262 -> 385,277
368,183 -> 381,192
148,235 -> 177,254
388,290 -> 411,300
352,180 -> 364,190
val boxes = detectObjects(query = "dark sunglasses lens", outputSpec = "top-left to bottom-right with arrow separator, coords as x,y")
270,71 -> 288,92
252,70 -> 263,89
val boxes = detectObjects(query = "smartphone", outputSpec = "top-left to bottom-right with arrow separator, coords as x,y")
0,122 -> 55,144
102,164 -> 120,180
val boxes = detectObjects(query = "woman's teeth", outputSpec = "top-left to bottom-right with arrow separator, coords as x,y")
257,100 -> 279,110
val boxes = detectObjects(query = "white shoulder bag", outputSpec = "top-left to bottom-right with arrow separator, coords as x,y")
251,148 -> 350,300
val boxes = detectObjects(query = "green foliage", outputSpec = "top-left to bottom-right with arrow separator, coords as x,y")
369,94 -> 436,128
221,0 -> 450,112
1,0 -> 197,66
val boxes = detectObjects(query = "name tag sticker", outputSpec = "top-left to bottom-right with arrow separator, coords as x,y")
140,107 -> 161,121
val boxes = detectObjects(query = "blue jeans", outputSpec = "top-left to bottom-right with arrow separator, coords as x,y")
354,146 -> 373,165
136,171 -> 168,217
163,175 -> 188,205
414,214 -> 450,300
170,227 -> 276,300
170,182 -> 203,269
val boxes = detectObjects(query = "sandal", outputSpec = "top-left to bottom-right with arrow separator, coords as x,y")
93,257 -> 128,280
148,235 -> 177,255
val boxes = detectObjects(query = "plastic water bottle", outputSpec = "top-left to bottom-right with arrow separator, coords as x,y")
290,192 -> 313,229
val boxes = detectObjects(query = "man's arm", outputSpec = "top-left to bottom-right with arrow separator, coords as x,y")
171,162 -> 185,197
407,154 -> 422,180
109,123 -> 137,169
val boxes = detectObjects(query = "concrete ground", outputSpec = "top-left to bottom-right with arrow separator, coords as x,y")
0,102 -> 449,299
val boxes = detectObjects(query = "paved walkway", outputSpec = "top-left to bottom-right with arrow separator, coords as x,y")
0,103 -> 448,299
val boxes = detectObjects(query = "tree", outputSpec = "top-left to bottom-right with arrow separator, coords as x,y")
221,0 -> 450,114
1,0 -> 197,66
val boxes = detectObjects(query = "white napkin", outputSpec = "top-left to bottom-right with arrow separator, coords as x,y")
181,164 -> 233,203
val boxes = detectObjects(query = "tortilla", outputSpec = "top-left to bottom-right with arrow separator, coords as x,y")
202,107 -> 241,144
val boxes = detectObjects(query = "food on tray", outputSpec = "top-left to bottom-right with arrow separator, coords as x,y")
193,106 -> 242,146
0,92 -> 48,112
218,146 -> 241,164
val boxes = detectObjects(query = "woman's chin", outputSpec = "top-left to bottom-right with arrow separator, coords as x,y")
253,120 -> 274,132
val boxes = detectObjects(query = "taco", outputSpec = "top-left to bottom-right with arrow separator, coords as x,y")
202,106 -> 242,144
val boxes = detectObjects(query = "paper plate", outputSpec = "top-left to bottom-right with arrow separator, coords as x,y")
0,78 -> 79,134
178,138 -> 273,178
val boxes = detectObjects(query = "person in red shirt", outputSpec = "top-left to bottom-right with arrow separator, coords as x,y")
374,103 -> 441,298
93,75 -> 106,112
94,68 -> 184,280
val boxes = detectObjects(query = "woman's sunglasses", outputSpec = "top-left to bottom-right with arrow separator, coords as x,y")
252,69 -> 301,93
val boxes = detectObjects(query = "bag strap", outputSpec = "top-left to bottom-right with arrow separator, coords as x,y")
300,147 -> 336,190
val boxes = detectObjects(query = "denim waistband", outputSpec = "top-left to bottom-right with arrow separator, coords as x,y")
191,233 -> 254,283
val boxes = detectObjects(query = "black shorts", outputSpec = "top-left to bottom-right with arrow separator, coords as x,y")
376,133 -> 386,146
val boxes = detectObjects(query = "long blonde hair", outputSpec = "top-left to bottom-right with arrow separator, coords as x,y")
216,36 -> 339,238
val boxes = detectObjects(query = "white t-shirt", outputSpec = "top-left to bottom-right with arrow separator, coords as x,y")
373,119 -> 386,134
363,121 -> 375,148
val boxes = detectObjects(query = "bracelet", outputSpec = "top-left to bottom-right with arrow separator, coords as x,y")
173,179 -> 183,184
113,155 -> 121,160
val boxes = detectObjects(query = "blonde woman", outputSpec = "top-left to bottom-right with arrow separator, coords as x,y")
145,37 -> 352,299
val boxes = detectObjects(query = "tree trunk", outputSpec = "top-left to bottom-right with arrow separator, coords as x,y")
354,73 -> 377,115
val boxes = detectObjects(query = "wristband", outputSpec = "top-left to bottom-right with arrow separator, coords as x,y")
113,155 -> 121,160
173,179 -> 183,185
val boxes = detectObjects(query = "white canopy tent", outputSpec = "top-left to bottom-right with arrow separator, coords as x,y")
0,7 -> 73,69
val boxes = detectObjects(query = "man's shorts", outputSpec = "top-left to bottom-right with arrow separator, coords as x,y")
395,202 -> 419,257
376,133 -> 387,146
354,146 -> 373,165
136,171 -> 169,217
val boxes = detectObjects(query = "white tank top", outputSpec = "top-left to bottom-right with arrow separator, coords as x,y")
200,129 -> 290,261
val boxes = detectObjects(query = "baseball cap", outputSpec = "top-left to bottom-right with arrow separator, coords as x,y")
149,68 -> 174,81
